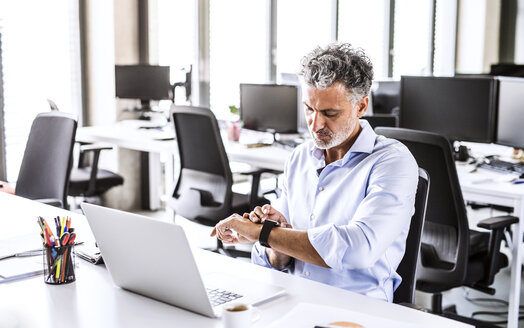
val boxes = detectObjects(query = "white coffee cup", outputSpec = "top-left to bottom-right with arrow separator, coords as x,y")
222,303 -> 260,328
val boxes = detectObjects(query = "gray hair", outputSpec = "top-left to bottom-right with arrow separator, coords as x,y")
299,42 -> 374,104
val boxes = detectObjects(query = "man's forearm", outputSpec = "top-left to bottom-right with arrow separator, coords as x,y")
268,228 -> 329,268
227,217 -> 329,268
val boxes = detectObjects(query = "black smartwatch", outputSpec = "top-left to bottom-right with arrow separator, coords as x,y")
259,220 -> 278,248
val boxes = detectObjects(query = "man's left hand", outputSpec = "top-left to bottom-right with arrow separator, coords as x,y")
210,213 -> 261,244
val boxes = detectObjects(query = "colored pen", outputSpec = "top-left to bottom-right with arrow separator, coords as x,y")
41,217 -> 55,241
61,217 -> 66,237
37,218 -> 45,234
44,229 -> 51,247
54,217 -> 60,237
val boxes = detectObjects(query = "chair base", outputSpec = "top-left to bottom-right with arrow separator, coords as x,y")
440,311 -> 501,328
431,293 -> 502,328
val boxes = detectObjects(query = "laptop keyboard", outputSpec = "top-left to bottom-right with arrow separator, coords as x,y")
206,287 -> 243,306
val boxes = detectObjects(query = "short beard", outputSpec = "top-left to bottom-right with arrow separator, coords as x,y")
310,122 -> 354,149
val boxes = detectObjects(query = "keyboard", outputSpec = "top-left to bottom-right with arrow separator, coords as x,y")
478,158 -> 524,175
206,287 -> 242,306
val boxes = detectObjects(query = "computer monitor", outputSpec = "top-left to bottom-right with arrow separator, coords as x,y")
240,84 -> 299,134
115,65 -> 172,111
399,76 -> 497,143
496,77 -> 524,149
490,63 -> 524,77
371,80 -> 401,114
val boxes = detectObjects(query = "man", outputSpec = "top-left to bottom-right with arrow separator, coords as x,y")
211,42 -> 418,302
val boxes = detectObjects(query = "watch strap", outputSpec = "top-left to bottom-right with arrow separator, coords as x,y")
259,220 -> 278,248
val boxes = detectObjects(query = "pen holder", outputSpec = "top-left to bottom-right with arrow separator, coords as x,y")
43,244 -> 76,284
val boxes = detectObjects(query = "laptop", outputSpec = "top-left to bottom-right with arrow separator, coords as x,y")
80,203 -> 285,317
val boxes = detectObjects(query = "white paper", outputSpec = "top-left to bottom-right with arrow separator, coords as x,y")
266,302 -> 419,328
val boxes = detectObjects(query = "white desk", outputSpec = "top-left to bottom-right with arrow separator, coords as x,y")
457,166 -> 524,328
0,192 -> 471,328
77,124 -> 524,327
76,123 -> 291,209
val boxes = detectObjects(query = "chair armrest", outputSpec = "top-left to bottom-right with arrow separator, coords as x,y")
236,168 -> 281,209
76,143 -> 114,195
476,215 -> 518,286
79,143 -> 113,153
35,198 -> 63,208
237,168 -> 280,176
477,215 -> 519,230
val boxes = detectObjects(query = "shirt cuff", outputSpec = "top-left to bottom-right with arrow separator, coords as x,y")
251,242 -> 293,272
307,223 -> 341,270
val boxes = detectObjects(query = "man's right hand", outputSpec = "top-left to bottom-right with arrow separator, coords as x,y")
247,204 -> 292,228
247,205 -> 293,270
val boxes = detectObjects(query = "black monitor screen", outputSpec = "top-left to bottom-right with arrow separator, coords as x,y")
240,84 -> 298,133
496,77 -> 524,149
372,80 -> 400,114
399,76 -> 497,143
115,65 -> 171,100
490,64 -> 524,77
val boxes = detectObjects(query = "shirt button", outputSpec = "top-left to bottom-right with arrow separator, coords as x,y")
305,272 -> 310,276
318,187 -> 324,191
310,214 -> 315,220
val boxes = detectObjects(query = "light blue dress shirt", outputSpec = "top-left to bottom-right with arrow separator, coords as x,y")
251,120 -> 418,302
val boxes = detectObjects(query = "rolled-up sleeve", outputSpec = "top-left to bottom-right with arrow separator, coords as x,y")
307,150 -> 418,271
251,242 -> 273,268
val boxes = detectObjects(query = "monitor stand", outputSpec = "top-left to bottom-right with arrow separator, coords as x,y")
124,100 -> 155,120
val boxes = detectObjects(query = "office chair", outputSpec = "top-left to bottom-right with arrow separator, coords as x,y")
167,105 -> 270,258
14,112 -> 77,208
394,168 -> 430,305
362,114 -> 398,129
45,99 -> 124,208
68,142 -> 124,207
375,127 -> 518,327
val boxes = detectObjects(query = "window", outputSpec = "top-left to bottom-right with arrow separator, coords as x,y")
209,0 -> 267,119
156,0 -> 196,107
433,0 -> 457,75
338,0 -> 389,79
0,1 -> 82,182
277,0 -> 334,80
392,0 -> 434,77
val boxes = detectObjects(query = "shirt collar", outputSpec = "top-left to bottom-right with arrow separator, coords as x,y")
309,119 -> 377,165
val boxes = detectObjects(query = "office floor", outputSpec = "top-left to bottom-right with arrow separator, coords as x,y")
130,177 -> 524,328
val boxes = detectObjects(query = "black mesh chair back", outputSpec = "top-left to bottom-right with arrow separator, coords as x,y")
375,127 -> 470,293
168,106 -> 235,225
394,168 -> 429,304
15,112 -> 77,208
